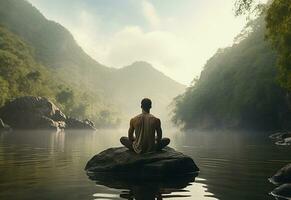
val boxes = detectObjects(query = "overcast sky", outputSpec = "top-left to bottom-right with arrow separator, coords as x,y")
28,0 -> 246,85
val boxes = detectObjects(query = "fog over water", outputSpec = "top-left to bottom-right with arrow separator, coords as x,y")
0,129 -> 289,200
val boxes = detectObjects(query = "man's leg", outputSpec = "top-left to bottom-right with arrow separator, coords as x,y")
120,136 -> 133,150
156,138 -> 170,151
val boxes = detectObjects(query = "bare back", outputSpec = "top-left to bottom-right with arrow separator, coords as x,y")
130,113 -> 161,154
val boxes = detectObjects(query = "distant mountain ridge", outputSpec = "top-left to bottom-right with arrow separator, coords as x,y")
0,0 -> 185,123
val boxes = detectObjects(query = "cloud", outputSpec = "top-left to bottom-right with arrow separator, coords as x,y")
94,26 -> 197,83
27,0 -> 246,85
141,0 -> 160,28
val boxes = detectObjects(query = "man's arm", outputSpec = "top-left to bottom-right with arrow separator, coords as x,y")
128,119 -> 135,142
156,118 -> 162,143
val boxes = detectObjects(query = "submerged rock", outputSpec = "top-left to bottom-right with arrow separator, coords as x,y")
270,164 -> 291,185
270,132 -> 291,146
271,184 -> 291,200
0,96 -> 95,130
85,147 -> 199,177
0,118 -> 10,131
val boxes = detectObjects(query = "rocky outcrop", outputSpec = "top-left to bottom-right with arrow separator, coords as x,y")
66,117 -> 95,130
0,96 -> 95,130
270,132 -> 291,146
85,147 -> 199,178
271,184 -> 291,199
270,164 -> 291,185
270,164 -> 291,199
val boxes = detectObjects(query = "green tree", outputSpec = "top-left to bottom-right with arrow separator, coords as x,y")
235,0 -> 291,92
56,89 -> 74,112
0,76 -> 9,106
172,16 -> 289,130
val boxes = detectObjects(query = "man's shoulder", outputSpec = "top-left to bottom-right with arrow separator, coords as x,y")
131,113 -> 160,120
131,114 -> 143,122
148,114 -> 160,124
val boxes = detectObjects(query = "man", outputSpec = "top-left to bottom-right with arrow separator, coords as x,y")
120,98 -> 170,154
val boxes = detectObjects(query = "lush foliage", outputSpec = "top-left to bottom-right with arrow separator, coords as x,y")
265,0 -> 291,91
0,26 -> 120,127
172,17 -> 289,130
0,26 -> 55,105
235,0 -> 291,92
0,0 -> 184,126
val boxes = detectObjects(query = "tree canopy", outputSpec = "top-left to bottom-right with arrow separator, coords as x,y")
235,0 -> 291,92
172,16 -> 290,130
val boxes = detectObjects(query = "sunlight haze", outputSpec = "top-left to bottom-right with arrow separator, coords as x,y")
28,0 -> 246,85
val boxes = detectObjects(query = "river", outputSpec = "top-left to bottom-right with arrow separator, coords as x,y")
0,129 -> 290,200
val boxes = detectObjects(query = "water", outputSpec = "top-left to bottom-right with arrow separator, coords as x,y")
0,129 -> 290,200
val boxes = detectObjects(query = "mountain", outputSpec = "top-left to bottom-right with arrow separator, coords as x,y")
0,25 -> 56,105
110,61 -> 185,120
172,17 -> 291,131
0,0 -> 185,125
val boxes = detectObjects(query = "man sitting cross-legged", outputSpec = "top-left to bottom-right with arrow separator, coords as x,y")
120,98 -> 170,154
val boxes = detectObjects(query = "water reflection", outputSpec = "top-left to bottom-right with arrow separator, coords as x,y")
88,172 -> 200,199
0,129 -> 290,200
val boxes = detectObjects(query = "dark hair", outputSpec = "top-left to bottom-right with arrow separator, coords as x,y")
141,98 -> 152,110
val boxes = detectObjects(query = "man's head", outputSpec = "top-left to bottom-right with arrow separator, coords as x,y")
141,98 -> 152,112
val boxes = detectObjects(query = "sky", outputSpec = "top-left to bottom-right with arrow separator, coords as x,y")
27,0 -> 246,85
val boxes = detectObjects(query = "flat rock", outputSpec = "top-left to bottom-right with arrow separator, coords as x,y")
270,164 -> 291,185
85,147 -> 199,177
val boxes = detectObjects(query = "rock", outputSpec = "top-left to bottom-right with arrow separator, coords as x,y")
270,164 -> 291,185
0,118 -> 10,131
0,118 -> 5,129
66,117 -> 95,130
271,184 -> 291,199
0,96 -> 96,130
85,147 -> 199,178
270,132 -> 291,146
276,138 -> 291,146
270,132 -> 286,140
38,116 -> 60,130
0,96 -> 66,129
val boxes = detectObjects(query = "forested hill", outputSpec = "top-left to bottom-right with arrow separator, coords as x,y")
0,26 -> 56,105
110,61 -> 185,120
172,17 -> 291,131
0,0 -> 185,126
0,0 -> 113,90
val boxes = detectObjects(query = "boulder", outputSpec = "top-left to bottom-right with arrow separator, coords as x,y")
85,147 -> 199,178
0,96 -> 96,130
38,116 -> 59,129
270,164 -> 291,185
0,96 -> 66,129
65,117 -> 95,130
271,184 -> 291,199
